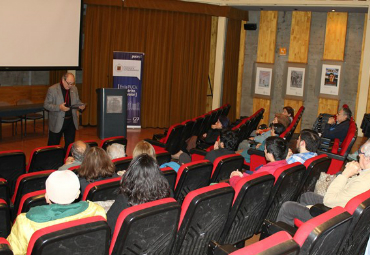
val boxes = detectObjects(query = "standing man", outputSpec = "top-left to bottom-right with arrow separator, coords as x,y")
44,73 -> 85,150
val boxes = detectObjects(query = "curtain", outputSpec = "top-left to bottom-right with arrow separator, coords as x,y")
49,70 -> 67,85
82,5 -> 212,127
222,19 -> 241,122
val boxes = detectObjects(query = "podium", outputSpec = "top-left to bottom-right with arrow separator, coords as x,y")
96,88 -> 127,139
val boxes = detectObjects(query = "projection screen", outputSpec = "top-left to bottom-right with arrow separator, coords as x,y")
0,0 -> 82,70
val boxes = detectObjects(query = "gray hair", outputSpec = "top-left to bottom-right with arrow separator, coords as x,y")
71,141 -> 89,162
362,139 -> 370,158
107,143 -> 126,160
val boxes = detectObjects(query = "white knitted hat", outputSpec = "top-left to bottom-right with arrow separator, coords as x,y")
45,170 -> 80,204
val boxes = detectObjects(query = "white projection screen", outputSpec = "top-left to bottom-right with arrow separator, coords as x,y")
0,0 -> 82,70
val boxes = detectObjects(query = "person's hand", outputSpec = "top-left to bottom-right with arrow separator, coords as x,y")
230,170 -> 243,178
286,149 -> 293,159
249,137 -> 255,141
202,133 -> 207,138
211,124 -> 217,129
256,143 -> 261,149
65,157 -> 75,165
342,161 -> 361,178
59,103 -> 70,112
79,104 -> 85,110
327,117 -> 335,125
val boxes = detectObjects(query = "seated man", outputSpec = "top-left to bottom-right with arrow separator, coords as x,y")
205,130 -> 237,163
107,143 -> 126,160
286,129 -> 320,164
276,140 -> 370,227
322,107 -> 351,142
59,140 -> 89,170
7,170 -> 106,254
230,136 -> 288,188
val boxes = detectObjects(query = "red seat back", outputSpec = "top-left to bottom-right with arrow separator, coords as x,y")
82,177 -> 121,201
211,154 -> 244,183
27,146 -> 64,173
100,136 -> 127,151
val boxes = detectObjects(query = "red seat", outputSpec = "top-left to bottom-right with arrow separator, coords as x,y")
26,146 -> 64,173
211,154 -> 244,183
16,190 -> 47,216
173,183 -> 234,255
11,170 -> 55,218
82,177 -> 121,201
173,160 -> 213,203
0,237 -> 12,255
109,198 -> 180,255
218,172 -> 275,245
319,120 -> 357,174
0,179 -> 9,206
145,123 -> 185,154
0,199 -> 10,238
100,136 -> 127,152
112,156 -> 132,172
27,216 -> 109,255
156,151 -> 171,165
280,106 -> 305,142
191,116 -> 205,137
0,150 -> 26,195
160,167 -> 177,192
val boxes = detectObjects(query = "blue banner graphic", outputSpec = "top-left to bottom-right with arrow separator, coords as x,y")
113,52 -> 144,128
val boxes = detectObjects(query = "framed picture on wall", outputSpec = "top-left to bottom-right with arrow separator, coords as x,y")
320,64 -> 341,96
286,66 -> 306,98
254,67 -> 273,96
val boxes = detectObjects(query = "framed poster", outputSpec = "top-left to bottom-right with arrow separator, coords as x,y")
286,66 -> 305,98
320,64 -> 341,96
254,67 -> 273,96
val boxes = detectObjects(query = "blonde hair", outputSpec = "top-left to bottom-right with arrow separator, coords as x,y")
132,141 -> 156,159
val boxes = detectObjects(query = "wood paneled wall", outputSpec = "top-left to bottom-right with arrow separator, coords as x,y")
0,85 -> 49,105
288,12 -> 311,64
253,11 -> 278,124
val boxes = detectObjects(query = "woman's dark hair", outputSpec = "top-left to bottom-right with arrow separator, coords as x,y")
120,154 -> 170,206
300,129 -> 320,152
78,147 -> 116,181
283,106 -> 295,118
271,123 -> 286,136
265,136 -> 288,161
218,115 -> 230,128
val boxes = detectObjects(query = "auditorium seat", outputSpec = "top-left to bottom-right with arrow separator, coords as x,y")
100,136 -> 127,152
0,150 -> 26,195
16,190 -> 47,216
173,160 -> 213,204
112,156 -> 132,172
0,238 -> 12,255
27,216 -> 110,255
0,179 -> 9,206
82,177 -> 121,201
109,198 -> 180,255
160,167 -> 176,192
0,200 -> 10,238
211,154 -> 244,183
172,183 -> 234,255
27,146 -> 64,173
217,172 -> 275,245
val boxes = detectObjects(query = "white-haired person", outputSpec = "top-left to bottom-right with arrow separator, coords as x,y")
107,143 -> 126,160
276,140 -> 370,226
7,170 -> 106,255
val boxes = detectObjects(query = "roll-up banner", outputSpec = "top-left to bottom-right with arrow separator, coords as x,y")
113,52 -> 144,128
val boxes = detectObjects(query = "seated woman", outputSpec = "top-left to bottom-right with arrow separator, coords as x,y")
107,154 -> 171,233
238,123 -> 286,163
78,147 -> 118,194
132,140 -> 156,159
282,106 -> 295,123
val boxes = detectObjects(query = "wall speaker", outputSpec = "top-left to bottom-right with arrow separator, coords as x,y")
244,23 -> 257,30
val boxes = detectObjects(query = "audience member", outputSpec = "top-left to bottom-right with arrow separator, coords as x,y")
286,129 -> 320,164
276,140 -> 370,226
107,143 -> 126,160
322,107 -> 351,142
132,140 -> 156,159
107,154 -> 171,234
230,136 -> 288,188
204,130 -> 238,163
59,140 -> 89,170
283,106 -> 295,123
7,170 -> 106,254
78,147 -> 118,194
239,123 -> 286,163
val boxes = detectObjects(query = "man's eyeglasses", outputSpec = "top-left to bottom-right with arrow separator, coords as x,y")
64,79 -> 75,86
358,149 -> 365,156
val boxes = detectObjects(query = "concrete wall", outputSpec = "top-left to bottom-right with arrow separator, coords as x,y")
240,11 -> 365,129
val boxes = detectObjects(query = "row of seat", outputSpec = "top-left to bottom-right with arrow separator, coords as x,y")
145,103 -> 231,155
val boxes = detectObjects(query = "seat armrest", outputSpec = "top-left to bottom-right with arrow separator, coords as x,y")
189,148 -> 207,156
260,220 -> 297,240
317,150 -> 346,161
144,139 -> 165,148
208,240 -> 238,255
320,137 -> 331,145
247,148 -> 265,157
309,204 -> 331,217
